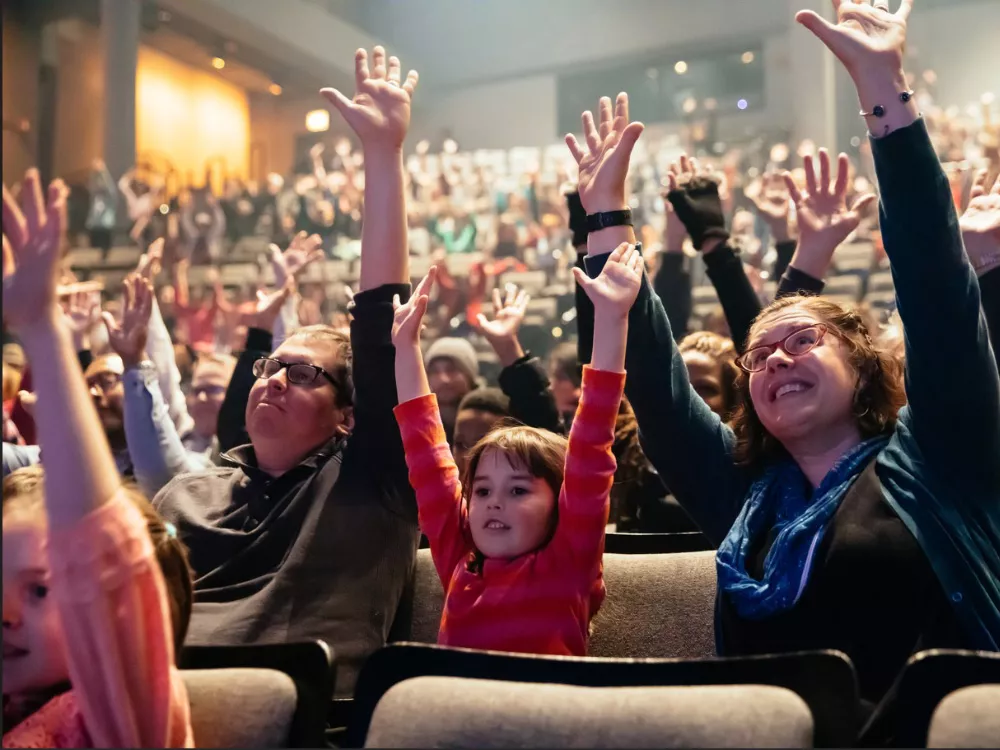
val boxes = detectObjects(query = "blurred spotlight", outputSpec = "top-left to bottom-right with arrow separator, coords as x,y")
443,138 -> 459,154
737,98 -> 749,111
850,136 -> 862,148
704,98 -> 718,111
741,51 -> 755,64
268,83 -> 283,96
335,138 -> 352,157
674,61 -> 688,75
450,316 -> 462,329
305,109 -> 330,133
797,139 -> 816,158
983,92 -> 997,106
159,204 -> 169,215
682,97 -> 697,114
770,143 -> 790,163
211,56 -> 226,70
416,139 -> 431,155
966,104 -> 981,118
747,167 -> 760,179
551,326 -> 563,338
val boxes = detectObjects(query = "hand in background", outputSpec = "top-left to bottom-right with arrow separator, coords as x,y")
253,281 -> 295,332
321,46 -> 419,151
665,155 -> 729,252
135,237 -> 164,282
62,289 -> 102,350
573,242 -> 644,319
961,169 -> 1000,276
566,92 -> 644,214
2,170 -> 68,334
795,0 -> 911,79
391,267 -> 437,348
476,283 -> 530,366
783,149 -> 876,278
103,274 -> 153,368
746,171 -> 794,243
270,231 -> 324,288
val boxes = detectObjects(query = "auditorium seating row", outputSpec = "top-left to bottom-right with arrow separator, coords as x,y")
178,546 -> 1000,747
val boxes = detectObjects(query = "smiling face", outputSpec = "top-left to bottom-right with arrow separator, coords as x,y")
2,508 -> 69,697
745,305 -> 858,444
467,448 -> 557,560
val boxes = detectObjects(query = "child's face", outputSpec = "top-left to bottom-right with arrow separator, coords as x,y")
468,449 -> 556,560
2,513 -> 69,696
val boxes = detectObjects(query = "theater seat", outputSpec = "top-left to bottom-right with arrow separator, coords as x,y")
590,551 -> 718,660
927,684 -> 1000,748
183,668 -> 297,748
365,677 -> 814,749
398,549 -> 718,660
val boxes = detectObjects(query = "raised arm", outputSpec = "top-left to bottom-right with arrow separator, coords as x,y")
2,170 -> 191,747
392,268 -> 471,582
963,169 -> 1000,359
666,156 -> 760,352
104,275 -> 211,496
776,149 -> 876,297
322,46 -> 419,291
800,0 -> 1000,489
566,94 -> 748,543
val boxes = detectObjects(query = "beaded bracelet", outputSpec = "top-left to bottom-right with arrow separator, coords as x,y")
860,90 -> 916,119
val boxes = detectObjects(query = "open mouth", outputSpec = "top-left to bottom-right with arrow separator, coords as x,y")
483,519 -> 510,531
771,381 -> 814,402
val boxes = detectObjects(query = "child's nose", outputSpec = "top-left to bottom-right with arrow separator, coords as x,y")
2,593 -> 21,629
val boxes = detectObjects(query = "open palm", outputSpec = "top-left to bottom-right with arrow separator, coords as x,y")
391,267 -> 436,347
783,149 -> 875,250
477,284 -> 529,342
573,243 -> 644,317
796,0 -> 912,76
566,93 -> 644,213
271,231 -> 323,288
2,171 -> 67,332
747,173 -> 792,224
961,171 -> 1000,270
321,46 -> 419,150
103,274 -> 153,365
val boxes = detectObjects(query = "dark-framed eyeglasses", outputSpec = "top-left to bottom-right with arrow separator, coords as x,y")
737,324 -> 831,373
252,357 -> 337,388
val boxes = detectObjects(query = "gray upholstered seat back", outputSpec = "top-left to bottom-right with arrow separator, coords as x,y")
405,549 -> 718,659
365,676 -> 814,748
182,668 -> 297,748
928,684 -> 1000,748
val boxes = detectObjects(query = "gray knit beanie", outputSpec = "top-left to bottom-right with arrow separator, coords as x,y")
425,337 -> 479,387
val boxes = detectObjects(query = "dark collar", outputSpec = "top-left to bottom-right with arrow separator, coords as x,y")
222,434 -> 345,479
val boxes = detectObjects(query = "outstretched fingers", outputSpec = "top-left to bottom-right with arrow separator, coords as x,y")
402,69 -> 419,96
782,171 -> 805,207
354,48 -> 370,89
2,184 -> 27,253
565,134 -> 586,165
371,46 -> 387,80
582,111 -> 600,153
598,97 -> 613,141
387,56 -> 402,86
818,149 -> 832,196
833,152 -> 851,199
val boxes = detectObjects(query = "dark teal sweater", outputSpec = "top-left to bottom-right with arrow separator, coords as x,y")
584,118 -> 1000,651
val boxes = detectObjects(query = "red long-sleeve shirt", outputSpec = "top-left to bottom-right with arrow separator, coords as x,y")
394,366 -> 624,656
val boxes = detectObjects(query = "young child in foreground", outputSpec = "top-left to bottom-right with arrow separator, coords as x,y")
2,169 -> 194,748
392,243 -> 643,655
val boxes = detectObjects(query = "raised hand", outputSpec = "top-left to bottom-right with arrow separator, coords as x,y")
103,274 -> 154,367
270,231 -> 324,288
573,243 -> 644,318
746,172 -> 794,241
476,283 -> 530,366
664,155 -> 729,252
477,283 -> 530,342
253,281 -> 295,333
2,169 -> 68,333
566,92 -> 644,214
320,46 -> 419,150
795,0 -> 911,77
391,267 -> 437,348
62,289 -> 102,350
960,170 -> 1000,276
783,149 -> 876,261
135,237 -> 164,282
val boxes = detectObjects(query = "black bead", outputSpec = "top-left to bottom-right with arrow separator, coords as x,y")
873,105 -> 886,118
900,91 -> 912,103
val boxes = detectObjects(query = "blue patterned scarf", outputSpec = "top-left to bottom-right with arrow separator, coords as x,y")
716,436 -> 889,620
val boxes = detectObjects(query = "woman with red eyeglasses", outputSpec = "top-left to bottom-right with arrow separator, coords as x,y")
569,1 -> 1000,742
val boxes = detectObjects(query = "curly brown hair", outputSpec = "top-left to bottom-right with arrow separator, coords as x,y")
2,467 -> 194,655
730,294 -> 907,468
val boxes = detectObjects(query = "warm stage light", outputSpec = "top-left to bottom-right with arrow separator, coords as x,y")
211,57 -> 226,70
741,51 -> 755,64
305,109 -> 330,133
269,83 -> 283,96
674,61 -> 688,75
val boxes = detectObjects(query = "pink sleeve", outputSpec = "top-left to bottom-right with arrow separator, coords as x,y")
47,492 -> 194,748
394,394 -> 473,587
550,366 -> 624,582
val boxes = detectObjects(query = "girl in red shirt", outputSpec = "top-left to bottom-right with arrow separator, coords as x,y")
391,243 -> 642,656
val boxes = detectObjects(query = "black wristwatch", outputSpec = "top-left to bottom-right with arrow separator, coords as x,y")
585,209 -> 633,234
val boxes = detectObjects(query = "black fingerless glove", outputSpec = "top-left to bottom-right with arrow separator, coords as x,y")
566,191 -> 589,249
666,177 -> 730,250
